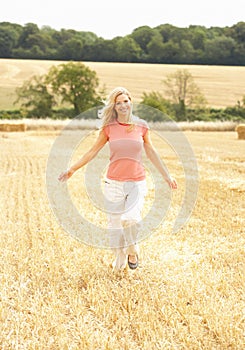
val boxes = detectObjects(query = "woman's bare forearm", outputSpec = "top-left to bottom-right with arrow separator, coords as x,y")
58,129 -> 107,182
69,149 -> 99,172
144,144 -> 171,181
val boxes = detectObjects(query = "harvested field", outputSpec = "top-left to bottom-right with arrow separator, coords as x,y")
0,130 -> 244,349
0,59 -> 245,109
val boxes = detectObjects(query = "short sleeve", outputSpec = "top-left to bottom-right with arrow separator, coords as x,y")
102,125 -> 109,139
135,118 -> 149,136
142,121 -> 149,136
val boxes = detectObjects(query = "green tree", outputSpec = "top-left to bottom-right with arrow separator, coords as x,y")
17,23 -> 39,49
188,25 -> 207,50
15,75 -> 55,117
139,91 -> 174,121
155,23 -> 177,43
46,62 -> 102,114
163,69 -> 207,119
158,40 -> 180,63
116,36 -> 142,62
82,38 -> 118,62
0,28 -> 16,57
75,31 -> 98,45
58,38 -> 83,60
130,26 -> 156,53
204,36 -> 236,64
0,22 -> 22,57
227,22 -> 245,44
146,32 -> 165,62
178,39 -> 195,63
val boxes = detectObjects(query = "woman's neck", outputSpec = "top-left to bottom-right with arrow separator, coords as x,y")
116,114 -> 131,124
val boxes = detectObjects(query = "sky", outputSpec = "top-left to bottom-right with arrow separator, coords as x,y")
1,0 -> 244,39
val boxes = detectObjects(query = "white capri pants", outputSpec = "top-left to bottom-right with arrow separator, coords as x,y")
104,178 -> 147,269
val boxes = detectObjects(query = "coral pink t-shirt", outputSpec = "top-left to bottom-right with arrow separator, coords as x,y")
103,118 -> 149,181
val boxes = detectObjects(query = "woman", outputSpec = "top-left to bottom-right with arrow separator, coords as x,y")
58,87 -> 177,271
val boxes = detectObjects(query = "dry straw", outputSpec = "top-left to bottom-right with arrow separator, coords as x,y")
235,124 -> 245,139
0,128 -> 244,349
0,122 -> 26,132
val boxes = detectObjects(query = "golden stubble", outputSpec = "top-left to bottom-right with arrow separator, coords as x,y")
0,129 -> 244,349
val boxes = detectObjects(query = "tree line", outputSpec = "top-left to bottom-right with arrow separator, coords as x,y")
0,21 -> 244,65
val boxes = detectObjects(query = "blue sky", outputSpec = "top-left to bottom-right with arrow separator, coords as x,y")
1,0 -> 244,39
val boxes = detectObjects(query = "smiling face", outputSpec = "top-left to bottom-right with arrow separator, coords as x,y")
114,93 -> 132,121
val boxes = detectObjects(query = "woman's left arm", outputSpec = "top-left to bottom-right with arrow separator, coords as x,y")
143,130 -> 177,189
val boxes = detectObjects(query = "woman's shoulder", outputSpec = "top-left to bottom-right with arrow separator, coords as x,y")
132,115 -> 149,129
101,119 -> 117,136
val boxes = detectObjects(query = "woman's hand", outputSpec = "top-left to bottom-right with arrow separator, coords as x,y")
165,177 -> 178,189
58,169 -> 74,182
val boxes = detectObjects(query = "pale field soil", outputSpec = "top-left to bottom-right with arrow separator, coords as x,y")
0,58 -> 245,109
0,128 -> 244,349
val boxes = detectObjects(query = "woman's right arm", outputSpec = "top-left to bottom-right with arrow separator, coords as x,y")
58,129 -> 108,182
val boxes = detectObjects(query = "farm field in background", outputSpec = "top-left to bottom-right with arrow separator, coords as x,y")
0,58 -> 245,110
0,129 -> 244,349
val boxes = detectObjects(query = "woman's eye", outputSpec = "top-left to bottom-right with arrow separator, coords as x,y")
116,100 -> 129,106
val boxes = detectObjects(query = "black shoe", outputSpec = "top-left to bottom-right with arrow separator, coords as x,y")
128,255 -> 138,270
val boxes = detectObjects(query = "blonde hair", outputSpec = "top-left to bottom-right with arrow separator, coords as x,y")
100,87 -> 133,127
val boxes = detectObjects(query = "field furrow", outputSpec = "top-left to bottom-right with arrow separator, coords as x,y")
1,155 -> 16,223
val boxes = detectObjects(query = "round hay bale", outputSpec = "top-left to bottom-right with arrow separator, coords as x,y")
0,123 -> 26,132
235,124 -> 245,140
